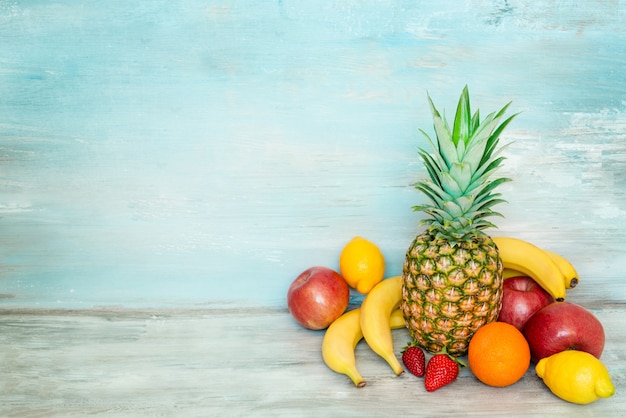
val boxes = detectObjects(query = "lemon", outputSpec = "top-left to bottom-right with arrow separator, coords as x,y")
339,236 -> 385,294
535,350 -> 615,404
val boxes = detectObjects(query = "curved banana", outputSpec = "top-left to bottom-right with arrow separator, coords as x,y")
389,308 -> 406,329
502,252 -> 579,290
360,276 -> 405,376
493,237 -> 567,301
322,309 -> 367,387
502,267 -> 527,279
322,307 -> 406,387
543,249 -> 579,289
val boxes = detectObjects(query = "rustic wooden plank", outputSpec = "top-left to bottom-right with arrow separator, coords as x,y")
1,305 -> 624,417
1,2 -> 625,415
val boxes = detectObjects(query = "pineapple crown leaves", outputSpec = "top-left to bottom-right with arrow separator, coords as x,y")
413,85 -> 518,241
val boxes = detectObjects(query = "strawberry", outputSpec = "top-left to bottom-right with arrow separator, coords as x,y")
424,347 -> 465,392
402,342 -> 425,377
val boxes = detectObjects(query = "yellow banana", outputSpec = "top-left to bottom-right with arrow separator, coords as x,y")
502,250 -> 579,291
543,249 -> 579,289
389,308 -> 406,328
322,307 -> 406,387
322,309 -> 367,387
502,267 -> 527,279
360,276 -> 405,376
493,237 -> 567,301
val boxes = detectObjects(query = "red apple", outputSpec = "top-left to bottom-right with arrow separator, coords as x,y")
287,266 -> 350,330
523,301 -> 605,362
498,276 -> 555,331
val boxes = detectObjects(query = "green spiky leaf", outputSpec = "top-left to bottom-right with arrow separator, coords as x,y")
412,86 -> 516,241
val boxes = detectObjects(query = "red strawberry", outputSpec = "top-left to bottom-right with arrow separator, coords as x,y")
402,342 -> 425,377
424,347 -> 465,392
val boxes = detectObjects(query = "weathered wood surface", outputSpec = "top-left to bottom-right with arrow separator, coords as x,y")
0,304 -> 624,417
1,1 -> 626,416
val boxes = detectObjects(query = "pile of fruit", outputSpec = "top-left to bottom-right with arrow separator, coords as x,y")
286,87 -> 615,405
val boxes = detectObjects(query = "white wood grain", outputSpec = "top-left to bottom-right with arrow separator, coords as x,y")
0,305 -> 624,417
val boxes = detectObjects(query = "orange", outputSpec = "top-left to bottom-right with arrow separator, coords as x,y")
468,321 -> 531,387
339,236 -> 385,294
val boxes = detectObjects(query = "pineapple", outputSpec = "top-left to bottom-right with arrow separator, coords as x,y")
401,86 -> 517,356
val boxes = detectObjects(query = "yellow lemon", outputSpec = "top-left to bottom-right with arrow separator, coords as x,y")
535,350 -> 615,404
339,236 -> 385,294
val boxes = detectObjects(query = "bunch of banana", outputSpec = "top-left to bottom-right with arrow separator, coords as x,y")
493,237 -> 579,301
321,276 -> 405,387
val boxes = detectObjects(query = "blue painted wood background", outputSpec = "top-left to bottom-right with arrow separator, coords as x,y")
1,0 -> 625,308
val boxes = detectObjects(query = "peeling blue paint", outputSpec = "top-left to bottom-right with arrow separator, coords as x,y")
0,1 -> 625,308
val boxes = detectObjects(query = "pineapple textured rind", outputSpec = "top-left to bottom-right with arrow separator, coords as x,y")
402,233 -> 503,356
